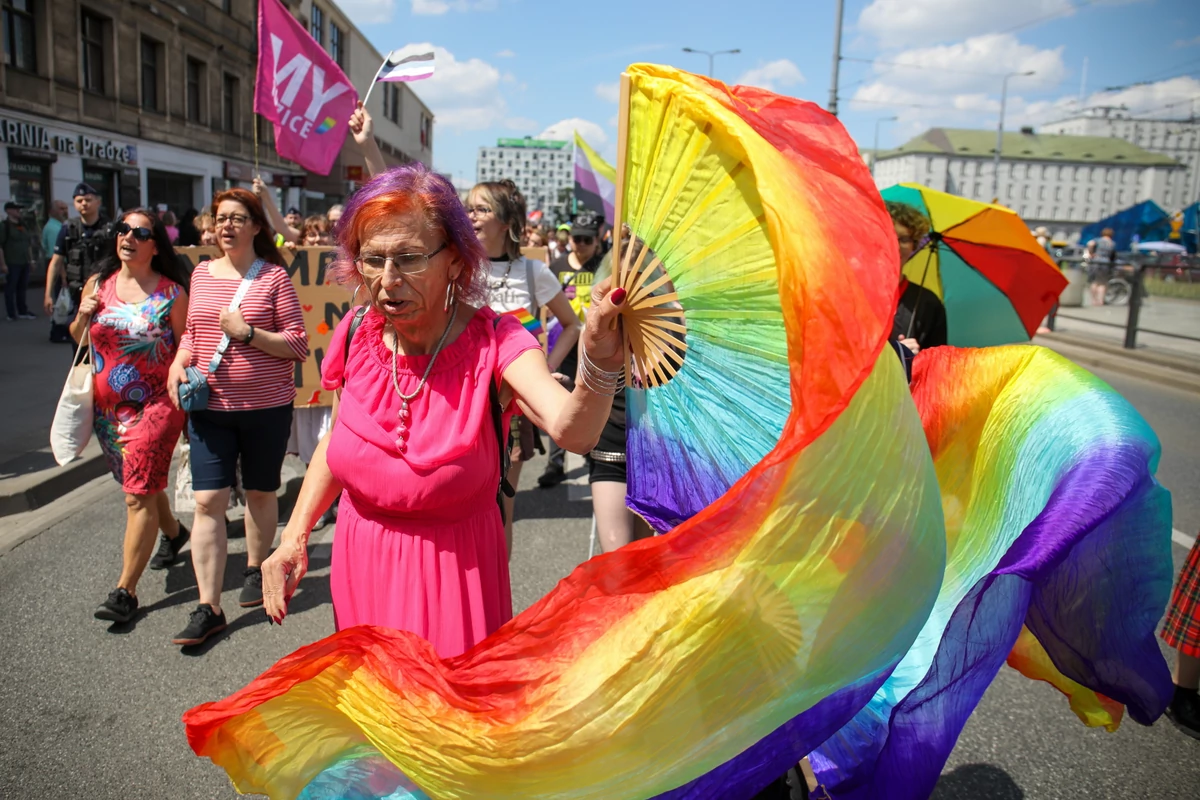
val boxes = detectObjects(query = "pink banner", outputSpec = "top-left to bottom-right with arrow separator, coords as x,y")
254,0 -> 357,176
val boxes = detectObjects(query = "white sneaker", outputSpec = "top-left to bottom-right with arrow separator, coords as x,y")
17,312 -> 36,320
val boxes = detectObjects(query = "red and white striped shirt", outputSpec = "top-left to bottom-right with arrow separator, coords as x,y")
179,262 -> 309,411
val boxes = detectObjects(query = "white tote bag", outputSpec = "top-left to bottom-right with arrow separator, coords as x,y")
50,331 -> 94,466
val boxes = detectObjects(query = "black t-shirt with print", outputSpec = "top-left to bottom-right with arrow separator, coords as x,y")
549,252 -> 602,378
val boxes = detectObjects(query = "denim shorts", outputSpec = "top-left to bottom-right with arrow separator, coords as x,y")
188,404 -> 294,492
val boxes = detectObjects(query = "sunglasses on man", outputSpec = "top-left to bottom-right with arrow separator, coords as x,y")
571,235 -> 595,245
114,221 -> 154,241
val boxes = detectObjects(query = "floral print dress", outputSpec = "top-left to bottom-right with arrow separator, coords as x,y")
90,273 -> 186,495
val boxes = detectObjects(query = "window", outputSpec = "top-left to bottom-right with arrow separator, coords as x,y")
330,23 -> 343,65
1070,187 -> 1078,201
382,84 -> 400,124
81,10 -> 106,94
2,0 -> 36,72
221,0 -> 231,11
140,36 -> 161,112
1086,188 -> 1093,202
1038,186 -> 1046,200
186,57 -> 205,122
310,5 -> 323,45
222,73 -> 238,133
1022,186 -> 1030,200
1055,186 -> 1062,200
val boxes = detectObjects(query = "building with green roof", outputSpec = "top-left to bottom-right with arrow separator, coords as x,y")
873,127 -> 1186,241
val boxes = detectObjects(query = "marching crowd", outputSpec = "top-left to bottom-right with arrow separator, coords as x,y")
8,100 -> 1197,779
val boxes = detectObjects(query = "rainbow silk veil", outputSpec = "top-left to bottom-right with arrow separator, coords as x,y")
183,65 -> 1173,799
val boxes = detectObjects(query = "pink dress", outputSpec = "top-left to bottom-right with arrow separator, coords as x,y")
321,306 -> 539,658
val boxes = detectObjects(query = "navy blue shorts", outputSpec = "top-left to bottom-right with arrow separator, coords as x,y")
188,404 -> 294,493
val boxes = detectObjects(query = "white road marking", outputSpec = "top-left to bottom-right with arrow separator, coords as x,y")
1173,528 -> 1196,549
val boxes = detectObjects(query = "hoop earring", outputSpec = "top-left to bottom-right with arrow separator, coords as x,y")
351,283 -> 363,305
444,279 -> 457,312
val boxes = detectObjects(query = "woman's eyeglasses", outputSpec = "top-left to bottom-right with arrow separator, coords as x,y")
571,235 -> 595,246
466,206 -> 494,217
355,242 -> 447,278
114,221 -> 154,241
214,213 -> 250,228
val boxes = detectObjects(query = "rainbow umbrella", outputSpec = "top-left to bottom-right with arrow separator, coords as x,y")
881,183 -> 1067,348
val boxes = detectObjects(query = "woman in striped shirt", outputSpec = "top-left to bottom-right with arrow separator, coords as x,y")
167,188 -> 309,646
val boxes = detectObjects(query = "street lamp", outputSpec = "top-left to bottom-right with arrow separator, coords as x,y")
872,115 -> 898,177
992,70 -> 1035,200
681,47 -> 741,78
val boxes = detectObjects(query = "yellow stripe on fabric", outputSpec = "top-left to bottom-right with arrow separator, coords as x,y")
574,132 -> 616,184
916,186 -> 982,231
1007,627 -> 1122,732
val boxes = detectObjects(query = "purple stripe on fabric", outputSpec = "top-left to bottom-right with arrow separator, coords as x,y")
574,163 -> 603,195
654,667 -> 896,800
813,441 -> 1174,800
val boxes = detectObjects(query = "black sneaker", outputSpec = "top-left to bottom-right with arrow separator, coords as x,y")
1165,685 -> 1200,740
537,464 -> 566,488
172,604 -> 227,646
239,566 -> 263,607
148,521 -> 191,569
94,587 -> 138,623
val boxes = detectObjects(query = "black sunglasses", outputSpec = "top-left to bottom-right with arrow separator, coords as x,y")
571,235 -> 595,245
115,221 -> 154,241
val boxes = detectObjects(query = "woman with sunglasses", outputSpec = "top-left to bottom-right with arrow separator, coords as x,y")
257,164 -> 624,659
69,210 -> 191,625
468,179 -> 582,555
166,189 -> 309,647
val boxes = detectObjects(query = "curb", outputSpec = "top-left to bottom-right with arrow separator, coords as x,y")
1035,338 -> 1200,396
0,446 -> 109,518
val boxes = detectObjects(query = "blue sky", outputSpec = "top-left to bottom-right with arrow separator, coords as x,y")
339,0 -> 1200,187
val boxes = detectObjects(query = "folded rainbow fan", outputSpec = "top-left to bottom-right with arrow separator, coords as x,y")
183,65 -> 1173,800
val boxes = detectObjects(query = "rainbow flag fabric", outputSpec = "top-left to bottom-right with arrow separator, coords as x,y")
183,65 -> 1172,800
500,306 -> 542,337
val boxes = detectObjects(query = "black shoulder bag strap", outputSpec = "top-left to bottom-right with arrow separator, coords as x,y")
340,305 -> 369,387
525,257 -> 539,318
491,317 -> 516,524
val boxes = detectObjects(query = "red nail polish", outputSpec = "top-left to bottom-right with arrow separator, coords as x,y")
611,287 -> 627,306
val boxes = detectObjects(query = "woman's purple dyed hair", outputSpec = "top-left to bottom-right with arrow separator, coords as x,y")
330,162 -> 487,306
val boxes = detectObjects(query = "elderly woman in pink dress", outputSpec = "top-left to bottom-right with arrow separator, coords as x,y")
260,164 -> 626,657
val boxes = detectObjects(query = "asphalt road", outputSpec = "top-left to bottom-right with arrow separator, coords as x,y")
0,366 -> 1197,800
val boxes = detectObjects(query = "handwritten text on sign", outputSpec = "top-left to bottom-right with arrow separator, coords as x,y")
176,246 -> 350,408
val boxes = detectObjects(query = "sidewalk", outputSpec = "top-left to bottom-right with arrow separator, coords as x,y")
1034,294 -> 1200,394
1050,295 -> 1200,360
0,286 -> 107,516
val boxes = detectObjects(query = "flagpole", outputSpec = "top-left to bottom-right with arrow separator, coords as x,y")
252,112 -> 260,178
360,56 -> 390,109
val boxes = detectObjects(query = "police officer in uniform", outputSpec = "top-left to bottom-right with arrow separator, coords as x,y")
43,182 -> 111,342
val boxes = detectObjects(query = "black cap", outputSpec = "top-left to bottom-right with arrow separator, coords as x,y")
4,200 -> 21,211
570,210 -> 602,238
73,182 -> 100,198
286,206 -> 301,216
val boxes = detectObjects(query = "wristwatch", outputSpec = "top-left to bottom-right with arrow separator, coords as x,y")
243,325 -> 255,346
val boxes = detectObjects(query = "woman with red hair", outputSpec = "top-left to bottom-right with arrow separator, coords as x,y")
167,188 -> 309,647
257,163 -> 626,658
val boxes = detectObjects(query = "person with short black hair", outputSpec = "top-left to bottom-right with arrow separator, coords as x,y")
0,200 -> 36,320
42,183 -> 112,339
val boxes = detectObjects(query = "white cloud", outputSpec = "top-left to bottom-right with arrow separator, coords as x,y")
1173,35 -> 1200,48
411,0 -> 497,15
538,118 -> 608,148
338,0 -> 396,24
858,0 -> 1074,48
737,59 -> 805,92
496,49 -> 517,58
1074,75 -> 1200,119
870,34 -> 1065,94
595,82 -> 620,103
390,44 -> 520,132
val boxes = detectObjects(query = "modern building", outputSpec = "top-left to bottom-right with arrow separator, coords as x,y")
0,0 -> 432,241
1041,107 -> 1200,214
873,127 -> 1186,241
476,137 -> 573,223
